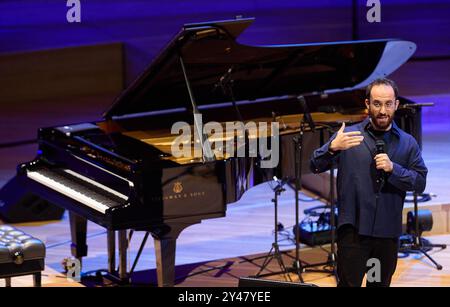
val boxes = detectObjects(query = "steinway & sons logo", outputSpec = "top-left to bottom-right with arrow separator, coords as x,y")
173,181 -> 183,193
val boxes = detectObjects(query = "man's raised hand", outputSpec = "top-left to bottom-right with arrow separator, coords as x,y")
329,122 -> 364,151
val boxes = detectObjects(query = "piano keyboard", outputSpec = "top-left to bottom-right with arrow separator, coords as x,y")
27,168 -> 128,214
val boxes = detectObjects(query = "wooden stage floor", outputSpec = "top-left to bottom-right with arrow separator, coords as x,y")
0,231 -> 449,287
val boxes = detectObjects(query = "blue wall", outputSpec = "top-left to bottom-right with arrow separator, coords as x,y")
1,1 -> 449,85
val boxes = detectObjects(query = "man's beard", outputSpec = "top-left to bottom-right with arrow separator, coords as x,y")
370,111 -> 393,130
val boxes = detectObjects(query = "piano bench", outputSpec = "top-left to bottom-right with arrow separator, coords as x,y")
0,225 -> 45,287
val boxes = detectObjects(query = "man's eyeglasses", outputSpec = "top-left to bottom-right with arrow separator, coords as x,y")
370,101 -> 395,110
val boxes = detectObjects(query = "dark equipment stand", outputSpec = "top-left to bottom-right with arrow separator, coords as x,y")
284,122 -> 338,283
400,193 -> 446,270
287,120 -> 308,283
322,125 -> 339,283
283,98 -> 339,283
253,179 -> 292,282
310,124 -> 340,283
397,102 -> 446,270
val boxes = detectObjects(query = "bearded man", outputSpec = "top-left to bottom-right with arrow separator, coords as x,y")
310,78 -> 428,287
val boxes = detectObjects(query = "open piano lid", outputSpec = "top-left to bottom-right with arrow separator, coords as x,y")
104,18 -> 416,119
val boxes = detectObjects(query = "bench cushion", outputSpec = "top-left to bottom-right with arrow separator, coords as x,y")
0,225 -> 45,264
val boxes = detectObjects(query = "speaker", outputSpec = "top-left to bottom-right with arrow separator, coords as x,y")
406,209 -> 433,236
0,176 -> 65,223
238,277 -> 317,287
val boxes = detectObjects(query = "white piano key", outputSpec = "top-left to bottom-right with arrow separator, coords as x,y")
63,169 -> 128,200
27,170 -> 110,214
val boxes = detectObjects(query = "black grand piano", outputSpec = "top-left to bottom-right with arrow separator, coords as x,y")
16,18 -> 420,286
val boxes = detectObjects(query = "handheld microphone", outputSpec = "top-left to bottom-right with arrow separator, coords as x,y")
375,139 -> 385,155
375,139 -> 386,186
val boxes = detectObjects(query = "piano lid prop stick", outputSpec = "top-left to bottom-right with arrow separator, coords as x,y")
179,55 -> 215,162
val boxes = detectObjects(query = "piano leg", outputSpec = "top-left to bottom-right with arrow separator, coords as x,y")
107,230 -> 116,274
118,230 -> 128,281
154,238 -> 176,287
151,221 -> 200,287
69,211 -> 88,265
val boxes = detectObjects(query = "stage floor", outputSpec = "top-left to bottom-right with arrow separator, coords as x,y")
0,231 -> 449,287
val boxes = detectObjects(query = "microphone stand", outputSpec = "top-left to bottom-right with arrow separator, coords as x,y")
215,65 -> 251,158
287,100 -> 339,283
253,178 -> 292,282
287,96 -> 317,283
299,123 -> 341,283
289,119 -> 307,283
326,126 -> 339,284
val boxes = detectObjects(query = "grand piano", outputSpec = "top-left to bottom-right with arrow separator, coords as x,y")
16,18 -> 420,286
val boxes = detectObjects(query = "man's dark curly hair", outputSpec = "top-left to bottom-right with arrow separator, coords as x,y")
365,78 -> 399,100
